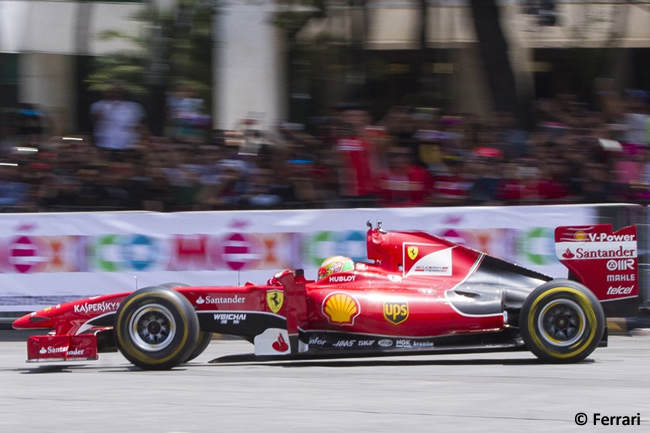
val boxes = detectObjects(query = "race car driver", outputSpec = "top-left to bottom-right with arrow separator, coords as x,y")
266,256 -> 355,286
318,256 -> 355,281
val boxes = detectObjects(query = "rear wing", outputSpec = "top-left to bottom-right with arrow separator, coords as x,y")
555,224 -> 639,317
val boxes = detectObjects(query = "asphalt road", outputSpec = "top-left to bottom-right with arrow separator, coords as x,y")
1,333 -> 649,433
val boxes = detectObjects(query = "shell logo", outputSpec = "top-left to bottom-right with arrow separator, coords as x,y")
322,292 -> 360,325
574,231 -> 587,241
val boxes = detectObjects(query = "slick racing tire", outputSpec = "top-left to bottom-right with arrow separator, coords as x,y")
520,279 -> 605,363
184,331 -> 213,363
115,286 -> 199,370
151,283 -> 212,363
155,283 -> 213,362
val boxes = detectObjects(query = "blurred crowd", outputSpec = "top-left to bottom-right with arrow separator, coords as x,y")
0,80 -> 649,213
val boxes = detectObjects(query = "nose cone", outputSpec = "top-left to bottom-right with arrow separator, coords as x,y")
12,311 -> 53,330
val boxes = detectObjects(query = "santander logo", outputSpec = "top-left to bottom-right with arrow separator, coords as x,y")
271,333 -> 289,352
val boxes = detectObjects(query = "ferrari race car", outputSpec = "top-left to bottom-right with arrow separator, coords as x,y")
13,221 -> 640,369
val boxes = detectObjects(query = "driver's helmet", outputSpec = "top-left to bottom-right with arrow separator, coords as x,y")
318,256 -> 354,281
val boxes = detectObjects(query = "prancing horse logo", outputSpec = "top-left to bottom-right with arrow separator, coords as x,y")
407,246 -> 419,261
266,289 -> 284,314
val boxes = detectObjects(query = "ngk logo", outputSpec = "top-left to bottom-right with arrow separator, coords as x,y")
607,259 -> 635,271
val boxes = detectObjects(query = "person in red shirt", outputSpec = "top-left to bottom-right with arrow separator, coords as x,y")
379,147 -> 433,207
430,153 -> 474,206
495,161 -> 541,203
496,159 -> 569,204
335,107 -> 385,206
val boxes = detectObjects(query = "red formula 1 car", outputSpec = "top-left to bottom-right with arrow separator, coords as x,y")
13,222 -> 640,369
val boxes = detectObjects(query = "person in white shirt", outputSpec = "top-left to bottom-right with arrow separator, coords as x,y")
90,81 -> 146,157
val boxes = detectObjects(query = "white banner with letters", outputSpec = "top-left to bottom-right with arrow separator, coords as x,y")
0,205 -> 596,312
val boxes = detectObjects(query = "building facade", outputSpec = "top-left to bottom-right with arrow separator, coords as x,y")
1,0 -> 649,134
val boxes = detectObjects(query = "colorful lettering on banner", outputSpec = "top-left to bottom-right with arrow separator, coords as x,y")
0,205 -> 598,313
222,232 -> 257,271
304,230 -> 367,267
122,234 -> 159,271
90,234 -> 164,272
92,234 -> 121,272
8,235 -> 45,274
519,227 -> 554,266
170,234 -> 210,271
0,232 -> 293,274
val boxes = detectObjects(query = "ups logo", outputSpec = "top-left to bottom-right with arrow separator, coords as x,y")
383,301 -> 409,325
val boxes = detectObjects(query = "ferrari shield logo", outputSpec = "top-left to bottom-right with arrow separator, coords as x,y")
407,246 -> 418,261
383,301 -> 409,325
266,289 -> 284,314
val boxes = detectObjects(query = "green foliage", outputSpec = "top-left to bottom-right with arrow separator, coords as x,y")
86,0 -> 213,108
272,0 -> 324,38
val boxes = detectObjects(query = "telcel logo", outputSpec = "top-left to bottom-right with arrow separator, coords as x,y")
606,286 -> 634,295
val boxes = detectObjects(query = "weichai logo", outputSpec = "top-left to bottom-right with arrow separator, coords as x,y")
383,301 -> 409,325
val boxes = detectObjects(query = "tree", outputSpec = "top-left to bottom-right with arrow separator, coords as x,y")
86,0 -> 214,135
468,0 -> 520,114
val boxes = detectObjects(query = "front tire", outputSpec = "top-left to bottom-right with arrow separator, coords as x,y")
520,279 -> 605,363
155,283 -> 212,363
184,331 -> 213,363
115,286 -> 199,370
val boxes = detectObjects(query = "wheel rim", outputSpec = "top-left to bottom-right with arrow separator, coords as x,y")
129,303 -> 176,351
537,298 -> 585,347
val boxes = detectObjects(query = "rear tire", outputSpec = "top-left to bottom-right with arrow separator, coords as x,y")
520,279 -> 605,363
115,286 -> 199,370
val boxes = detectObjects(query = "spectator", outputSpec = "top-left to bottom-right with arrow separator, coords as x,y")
335,107 -> 384,207
379,147 -> 433,207
621,90 -> 649,154
16,103 -> 51,148
495,161 -> 541,204
241,168 -> 286,209
468,155 -> 502,204
0,164 -> 31,210
580,162 -> 618,204
167,84 -> 210,146
90,81 -> 147,160
430,153 -> 473,206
